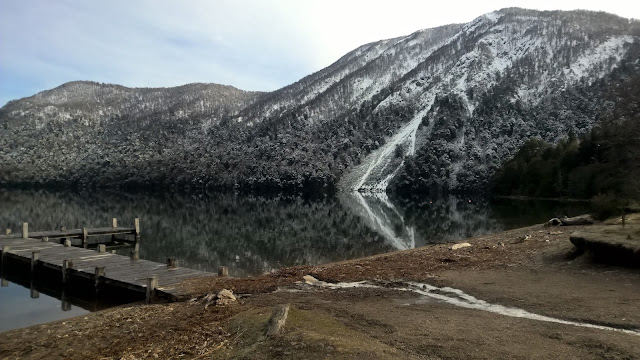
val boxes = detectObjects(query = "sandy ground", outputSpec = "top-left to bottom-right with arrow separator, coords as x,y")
1,222 -> 639,359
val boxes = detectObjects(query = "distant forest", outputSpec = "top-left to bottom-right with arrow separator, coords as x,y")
490,105 -> 640,200
394,41 -> 640,198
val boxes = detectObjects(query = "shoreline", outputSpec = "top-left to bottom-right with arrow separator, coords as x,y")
492,194 -> 591,202
1,221 -> 639,359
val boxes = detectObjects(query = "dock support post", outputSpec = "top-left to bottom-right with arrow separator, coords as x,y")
62,259 -> 73,285
5,229 -> 10,235
1,245 -> 10,269
134,218 -> 140,242
41,236 -> 49,243
98,244 -> 106,253
1,278 -> 7,287
30,280 -> 39,299
29,284 -> 40,299
64,239 -> 72,247
167,257 -> 177,268
31,251 -> 40,273
61,290 -> 71,311
82,228 -> 88,248
94,266 -> 105,289
112,218 -> 118,241
22,223 -> 28,239
130,243 -> 139,260
218,266 -> 229,277
59,226 -> 67,245
146,276 -> 157,303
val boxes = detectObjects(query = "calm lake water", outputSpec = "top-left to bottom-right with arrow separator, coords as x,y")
0,188 -> 589,332
0,280 -> 89,333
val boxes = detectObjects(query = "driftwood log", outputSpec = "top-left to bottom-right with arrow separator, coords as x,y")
266,304 -> 290,336
547,214 -> 594,226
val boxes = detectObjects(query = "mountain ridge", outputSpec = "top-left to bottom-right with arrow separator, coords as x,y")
2,8 -> 639,195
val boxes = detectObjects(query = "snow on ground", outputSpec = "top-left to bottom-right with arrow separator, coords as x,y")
352,102 -> 433,192
348,18 -> 636,194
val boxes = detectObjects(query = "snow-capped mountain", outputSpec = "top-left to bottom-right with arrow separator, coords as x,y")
1,8 -> 639,194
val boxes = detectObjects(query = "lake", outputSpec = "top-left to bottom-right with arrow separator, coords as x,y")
0,188 -> 589,332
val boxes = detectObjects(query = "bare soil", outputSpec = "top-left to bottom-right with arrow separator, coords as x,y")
1,221 -> 639,359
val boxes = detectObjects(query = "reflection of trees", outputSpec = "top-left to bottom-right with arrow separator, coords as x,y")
398,196 -> 589,245
0,190 -> 393,277
399,197 -> 504,245
0,190 -> 589,278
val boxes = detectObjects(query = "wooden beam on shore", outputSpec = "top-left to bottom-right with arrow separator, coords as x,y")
266,304 -> 290,337
22,223 -> 28,239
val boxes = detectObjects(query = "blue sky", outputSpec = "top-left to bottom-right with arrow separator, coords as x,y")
1,0 -> 638,107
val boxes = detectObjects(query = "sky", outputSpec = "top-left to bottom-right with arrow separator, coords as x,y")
1,0 -> 639,107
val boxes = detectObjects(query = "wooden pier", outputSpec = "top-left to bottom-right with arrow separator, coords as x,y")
1,218 -> 140,249
0,219 -> 212,302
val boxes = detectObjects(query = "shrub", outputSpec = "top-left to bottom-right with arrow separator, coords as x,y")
591,193 -> 619,220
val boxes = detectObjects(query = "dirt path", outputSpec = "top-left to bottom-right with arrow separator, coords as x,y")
1,223 -> 639,359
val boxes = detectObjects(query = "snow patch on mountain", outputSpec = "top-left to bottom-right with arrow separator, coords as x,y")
563,35 -> 634,83
346,103 -> 433,192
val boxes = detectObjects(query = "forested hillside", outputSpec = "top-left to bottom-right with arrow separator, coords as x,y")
489,65 -> 640,200
1,8 -> 639,195
393,40 -> 640,196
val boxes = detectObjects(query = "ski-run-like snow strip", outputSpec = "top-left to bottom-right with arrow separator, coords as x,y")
354,105 -> 432,191
302,277 -> 640,337
353,26 -> 635,193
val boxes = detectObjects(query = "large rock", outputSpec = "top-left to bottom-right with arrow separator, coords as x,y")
451,242 -> 472,250
570,228 -> 640,266
215,289 -> 237,306
202,289 -> 237,309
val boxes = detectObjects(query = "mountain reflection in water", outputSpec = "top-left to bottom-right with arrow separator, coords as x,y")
0,189 -> 588,277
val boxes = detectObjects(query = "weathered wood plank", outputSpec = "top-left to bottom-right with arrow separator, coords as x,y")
0,227 -> 137,240
1,236 -> 208,299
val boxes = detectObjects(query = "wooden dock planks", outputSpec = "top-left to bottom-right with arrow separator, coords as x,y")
0,237 -> 211,299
